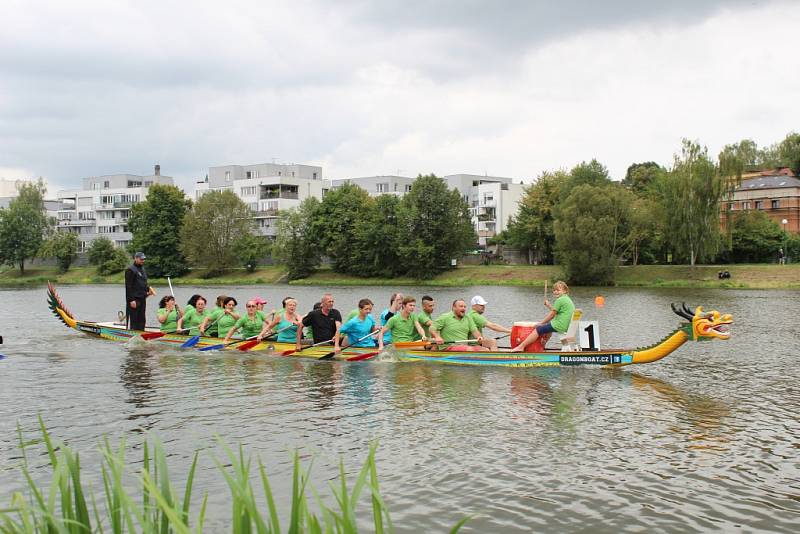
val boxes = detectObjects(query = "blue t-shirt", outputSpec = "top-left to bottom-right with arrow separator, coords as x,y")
380,308 -> 395,343
340,315 -> 377,347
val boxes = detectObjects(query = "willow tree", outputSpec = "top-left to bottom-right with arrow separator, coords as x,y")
718,139 -> 758,254
663,140 -> 724,266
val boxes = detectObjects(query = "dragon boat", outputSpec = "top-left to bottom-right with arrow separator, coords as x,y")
47,283 -> 732,368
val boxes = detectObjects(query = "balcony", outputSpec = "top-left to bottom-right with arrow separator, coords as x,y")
478,230 -> 496,238
254,209 -> 279,217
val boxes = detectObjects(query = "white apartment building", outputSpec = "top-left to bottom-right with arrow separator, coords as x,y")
195,162 -> 327,237
330,173 -> 524,246
329,175 -> 416,196
56,165 -> 174,251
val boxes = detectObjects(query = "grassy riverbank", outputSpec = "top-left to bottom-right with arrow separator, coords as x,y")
2,263 -> 798,289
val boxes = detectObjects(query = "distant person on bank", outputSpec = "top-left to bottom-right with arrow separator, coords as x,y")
125,251 -> 155,331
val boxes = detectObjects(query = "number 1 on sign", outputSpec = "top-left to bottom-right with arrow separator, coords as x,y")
579,320 -> 600,350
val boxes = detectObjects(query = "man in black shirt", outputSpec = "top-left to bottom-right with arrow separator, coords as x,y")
125,251 -> 154,330
297,293 -> 342,352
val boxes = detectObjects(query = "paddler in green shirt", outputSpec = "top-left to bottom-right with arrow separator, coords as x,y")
223,300 -> 266,343
377,296 -> 427,350
200,296 -> 239,338
467,295 -> 512,351
156,295 -> 182,333
430,299 -> 483,348
176,296 -> 211,336
511,280 -> 575,352
417,295 -> 435,339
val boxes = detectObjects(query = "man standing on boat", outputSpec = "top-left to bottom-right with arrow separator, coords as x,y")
468,295 -> 512,351
125,251 -> 155,331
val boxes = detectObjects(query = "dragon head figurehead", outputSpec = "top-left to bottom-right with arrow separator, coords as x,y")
671,303 -> 732,341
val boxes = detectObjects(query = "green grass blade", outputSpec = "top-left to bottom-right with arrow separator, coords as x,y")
448,515 -> 474,533
257,459 -> 281,533
181,451 -> 199,523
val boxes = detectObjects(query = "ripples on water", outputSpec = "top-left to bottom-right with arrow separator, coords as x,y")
1,285 -> 798,532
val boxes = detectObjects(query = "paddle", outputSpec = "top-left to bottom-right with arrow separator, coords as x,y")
181,313 -> 224,349
238,323 -> 298,352
319,329 -> 380,361
198,335 -> 259,352
281,338 -> 335,357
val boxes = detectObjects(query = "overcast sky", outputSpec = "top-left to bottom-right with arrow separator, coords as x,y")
1,0 -> 798,193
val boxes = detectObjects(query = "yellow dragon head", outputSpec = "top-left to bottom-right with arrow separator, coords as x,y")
672,303 -> 732,341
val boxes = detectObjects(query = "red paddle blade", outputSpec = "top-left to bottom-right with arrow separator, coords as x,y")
280,349 -> 296,356
346,351 -> 378,361
140,332 -> 167,341
237,340 -> 260,352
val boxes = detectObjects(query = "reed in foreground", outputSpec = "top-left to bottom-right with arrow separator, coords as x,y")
0,417 -> 470,533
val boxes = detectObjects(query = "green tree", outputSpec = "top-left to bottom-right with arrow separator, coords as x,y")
505,170 -> 566,264
180,190 -> 255,276
273,198 -> 321,281
554,184 -> 634,284
310,184 -> 376,275
621,162 -> 665,195
232,233 -> 271,272
561,159 -> 612,199
778,132 -> 800,174
396,174 -> 476,277
730,211 -> 784,263
0,180 -> 52,274
87,237 -> 130,275
128,184 -> 191,278
718,139 -> 767,254
625,196 -> 663,266
40,231 -> 80,273
661,140 -> 724,265
351,194 -> 403,277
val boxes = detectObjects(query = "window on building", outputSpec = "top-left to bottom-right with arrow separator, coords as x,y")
313,172 -> 318,180
246,171 -> 252,179
92,183 -> 101,191
772,200 -> 780,209
322,188 -> 329,197
501,183 -> 509,191
728,202 -> 735,211
742,201 -> 751,210
291,171 -> 295,177
241,186 -> 256,196
394,183 -> 398,191
405,185 -> 412,192
755,200 -> 763,209
225,171 -> 231,182
127,180 -> 142,187
377,183 -> 389,193
104,181 -> 110,188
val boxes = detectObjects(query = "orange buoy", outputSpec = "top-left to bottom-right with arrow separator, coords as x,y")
595,295 -> 605,307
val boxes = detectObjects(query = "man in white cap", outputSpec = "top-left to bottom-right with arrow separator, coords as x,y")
468,295 -> 511,351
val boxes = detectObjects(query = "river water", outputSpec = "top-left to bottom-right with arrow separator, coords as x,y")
0,284 -> 798,532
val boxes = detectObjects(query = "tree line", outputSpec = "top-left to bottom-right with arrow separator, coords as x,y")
1,132 -> 798,284
499,133 -> 800,284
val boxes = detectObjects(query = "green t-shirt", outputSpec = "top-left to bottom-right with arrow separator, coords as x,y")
384,312 -> 420,342
158,308 -> 179,333
206,306 -> 223,335
468,309 -> 488,335
182,308 -> 211,336
211,308 -> 239,337
345,309 -> 359,323
234,314 -> 264,338
551,295 -> 576,333
432,312 -> 476,342
417,311 -> 433,338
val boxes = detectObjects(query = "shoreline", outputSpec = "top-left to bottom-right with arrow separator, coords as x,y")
2,264 -> 799,289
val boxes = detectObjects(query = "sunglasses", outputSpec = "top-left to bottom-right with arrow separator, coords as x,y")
246,304 -> 256,308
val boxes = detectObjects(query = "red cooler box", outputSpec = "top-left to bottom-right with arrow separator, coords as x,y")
511,321 -> 545,352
